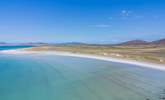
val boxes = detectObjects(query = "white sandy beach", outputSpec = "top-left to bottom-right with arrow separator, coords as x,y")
0,49 -> 165,71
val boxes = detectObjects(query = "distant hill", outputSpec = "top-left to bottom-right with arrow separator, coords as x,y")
150,38 -> 165,45
118,38 -> 165,46
117,40 -> 149,46
55,42 -> 87,46
0,42 -> 7,44
54,42 -> 113,46
0,38 -> 164,46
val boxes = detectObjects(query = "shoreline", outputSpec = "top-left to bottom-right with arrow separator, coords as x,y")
0,49 -> 165,71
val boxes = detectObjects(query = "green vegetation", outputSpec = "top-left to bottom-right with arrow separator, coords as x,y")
25,45 -> 165,64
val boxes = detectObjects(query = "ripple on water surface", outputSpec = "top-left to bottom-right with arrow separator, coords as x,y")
0,54 -> 165,100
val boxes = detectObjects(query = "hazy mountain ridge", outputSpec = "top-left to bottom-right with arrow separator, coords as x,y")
118,40 -> 148,45
118,38 -> 165,46
151,38 -> 165,45
0,38 -> 164,46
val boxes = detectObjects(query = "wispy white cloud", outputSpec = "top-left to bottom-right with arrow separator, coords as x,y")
120,10 -> 132,17
90,24 -> 111,28
120,10 -> 146,20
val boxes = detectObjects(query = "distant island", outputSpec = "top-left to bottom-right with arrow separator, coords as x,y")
1,38 -> 165,46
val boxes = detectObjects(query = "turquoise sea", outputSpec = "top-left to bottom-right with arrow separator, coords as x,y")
0,47 -> 165,100
0,46 -> 33,50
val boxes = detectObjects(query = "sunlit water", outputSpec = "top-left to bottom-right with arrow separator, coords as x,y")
0,53 -> 165,100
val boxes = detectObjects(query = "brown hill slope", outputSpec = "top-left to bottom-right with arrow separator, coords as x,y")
118,40 -> 149,45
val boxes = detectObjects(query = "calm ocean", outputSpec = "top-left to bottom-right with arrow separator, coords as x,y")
0,46 -> 33,50
0,48 -> 165,100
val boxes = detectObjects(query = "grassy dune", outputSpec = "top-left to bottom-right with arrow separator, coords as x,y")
25,45 -> 165,64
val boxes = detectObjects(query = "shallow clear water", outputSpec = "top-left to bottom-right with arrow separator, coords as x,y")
0,54 -> 165,100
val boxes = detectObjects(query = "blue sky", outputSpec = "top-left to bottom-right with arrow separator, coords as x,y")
0,0 -> 165,43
